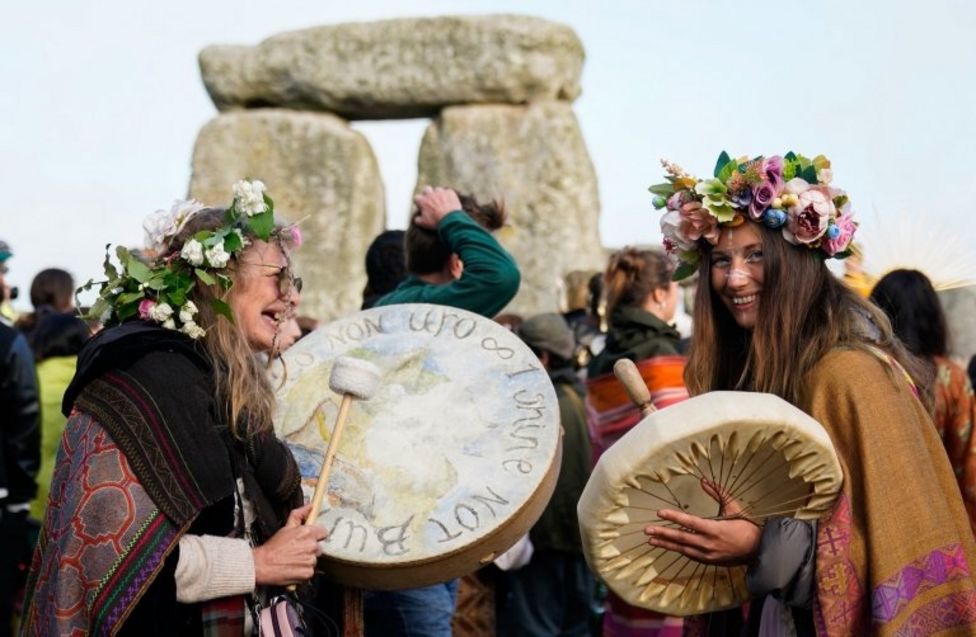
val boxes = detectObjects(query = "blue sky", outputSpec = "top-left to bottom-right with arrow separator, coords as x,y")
3,0 -> 974,308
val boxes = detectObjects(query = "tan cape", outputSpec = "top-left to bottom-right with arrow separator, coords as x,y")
805,348 -> 976,636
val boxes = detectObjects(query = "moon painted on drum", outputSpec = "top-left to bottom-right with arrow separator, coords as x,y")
271,304 -> 561,572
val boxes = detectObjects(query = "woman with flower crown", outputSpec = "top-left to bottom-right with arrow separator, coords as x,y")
641,153 -> 976,636
20,181 -> 328,636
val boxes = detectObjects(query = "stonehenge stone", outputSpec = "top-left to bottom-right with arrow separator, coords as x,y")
199,15 -> 584,120
415,101 -> 604,315
940,287 -> 976,363
188,109 -> 385,322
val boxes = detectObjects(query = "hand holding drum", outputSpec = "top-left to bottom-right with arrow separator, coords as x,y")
577,390 -> 844,615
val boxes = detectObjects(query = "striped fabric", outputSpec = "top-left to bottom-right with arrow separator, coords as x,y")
585,355 -> 688,459
585,354 -> 688,636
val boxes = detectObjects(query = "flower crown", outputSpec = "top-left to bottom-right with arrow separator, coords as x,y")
80,179 -> 300,339
650,151 -> 858,280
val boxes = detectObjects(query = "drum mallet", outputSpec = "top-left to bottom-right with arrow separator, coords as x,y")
307,356 -> 382,523
613,358 -> 656,417
297,356 -> 381,628
291,357 -> 380,600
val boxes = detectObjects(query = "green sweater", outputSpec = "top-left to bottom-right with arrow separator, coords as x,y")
375,211 -> 520,317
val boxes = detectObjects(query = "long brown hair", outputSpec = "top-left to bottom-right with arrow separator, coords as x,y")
603,248 -> 672,319
166,208 -> 290,437
685,223 -> 932,407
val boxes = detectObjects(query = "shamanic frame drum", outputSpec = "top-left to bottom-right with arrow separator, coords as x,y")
577,391 -> 843,615
271,304 -> 562,589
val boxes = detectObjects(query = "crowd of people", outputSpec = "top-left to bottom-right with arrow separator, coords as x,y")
2,150 -> 976,636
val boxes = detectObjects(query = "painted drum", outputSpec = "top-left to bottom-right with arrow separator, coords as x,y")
578,391 -> 843,615
271,304 -> 562,589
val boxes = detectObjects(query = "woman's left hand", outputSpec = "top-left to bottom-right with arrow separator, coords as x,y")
253,504 -> 328,586
643,479 -> 761,567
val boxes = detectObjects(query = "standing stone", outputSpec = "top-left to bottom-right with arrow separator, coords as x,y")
188,109 -> 385,322
199,15 -> 583,120
940,287 -> 976,363
416,101 -> 603,315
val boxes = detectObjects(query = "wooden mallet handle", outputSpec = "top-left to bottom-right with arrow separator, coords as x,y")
613,358 -> 656,417
288,393 -> 353,593
307,393 -> 353,523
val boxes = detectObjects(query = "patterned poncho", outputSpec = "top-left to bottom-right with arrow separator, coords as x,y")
20,322 -> 302,636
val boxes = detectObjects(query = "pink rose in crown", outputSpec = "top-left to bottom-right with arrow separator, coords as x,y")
666,190 -> 695,211
660,209 -> 695,256
749,181 -> 777,220
799,187 -> 837,218
138,298 -> 157,320
823,211 -> 857,255
783,177 -> 810,196
763,155 -> 785,190
289,226 -> 303,249
784,188 -> 833,244
679,202 -> 721,245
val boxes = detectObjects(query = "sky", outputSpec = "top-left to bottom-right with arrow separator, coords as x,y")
3,0 -> 976,310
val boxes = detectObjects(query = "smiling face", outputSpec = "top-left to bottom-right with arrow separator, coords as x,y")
230,240 -> 299,352
710,222 -> 765,330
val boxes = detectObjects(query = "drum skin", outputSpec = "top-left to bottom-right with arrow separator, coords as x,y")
272,304 -> 562,589
577,391 -> 843,615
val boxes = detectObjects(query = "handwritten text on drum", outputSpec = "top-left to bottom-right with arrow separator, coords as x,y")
502,390 -> 548,475
428,487 -> 510,544
316,307 -> 546,380
323,486 -> 511,555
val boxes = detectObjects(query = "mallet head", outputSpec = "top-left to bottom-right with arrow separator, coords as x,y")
613,358 -> 654,416
329,356 -> 382,399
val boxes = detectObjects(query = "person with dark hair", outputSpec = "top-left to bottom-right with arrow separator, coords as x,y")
641,152 -> 976,635
369,186 -> 520,637
499,313 -> 594,636
588,248 -> 682,377
0,320 -> 40,637
376,186 -> 519,317
584,247 -> 688,636
361,229 -> 407,310
15,268 -> 76,348
869,269 -> 976,531
29,268 -> 74,312
28,312 -> 91,520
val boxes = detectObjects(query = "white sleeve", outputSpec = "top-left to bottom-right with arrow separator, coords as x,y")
174,534 -> 256,603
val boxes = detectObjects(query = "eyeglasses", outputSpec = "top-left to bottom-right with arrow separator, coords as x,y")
240,262 -> 303,296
